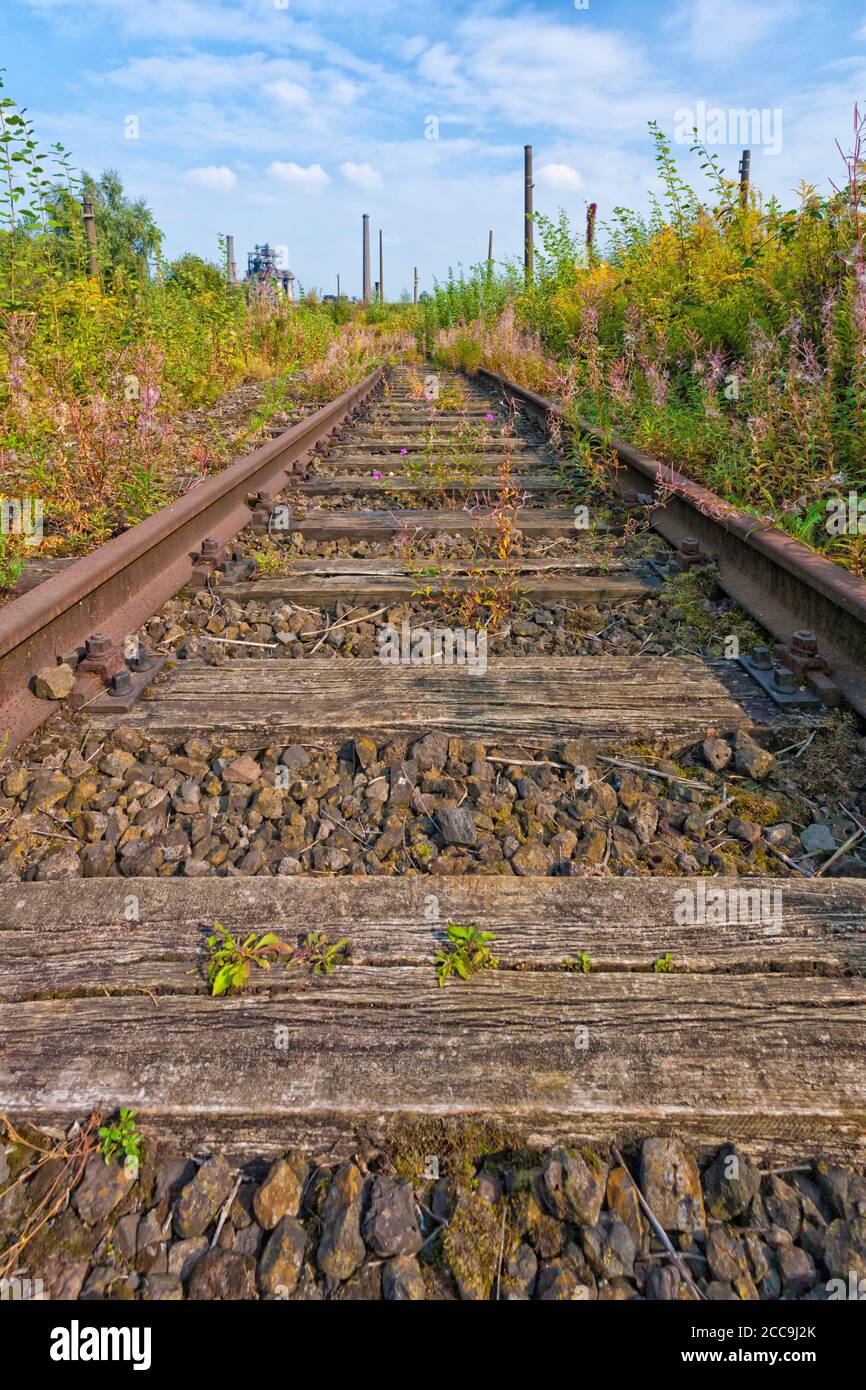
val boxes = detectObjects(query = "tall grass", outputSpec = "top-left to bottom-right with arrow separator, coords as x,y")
421,118 -> 866,574
0,79 -> 405,569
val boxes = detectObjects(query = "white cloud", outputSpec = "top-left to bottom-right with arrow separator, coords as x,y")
267,160 -> 331,188
106,53 -> 306,96
327,78 -> 364,105
538,162 -> 583,191
265,80 -> 310,109
418,42 -> 462,88
186,164 -> 237,192
412,16 -> 666,135
16,0 -> 857,304
667,0 -> 800,67
401,35 -> 429,62
340,161 -> 383,189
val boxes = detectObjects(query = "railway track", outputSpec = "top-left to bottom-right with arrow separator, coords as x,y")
1,361 -> 866,1300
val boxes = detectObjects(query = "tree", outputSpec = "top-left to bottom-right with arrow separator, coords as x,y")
166,252 -> 225,295
47,168 -> 162,279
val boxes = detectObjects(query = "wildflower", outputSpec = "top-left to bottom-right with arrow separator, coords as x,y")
400,447 -> 408,455
485,412 -> 495,420
372,470 -> 382,479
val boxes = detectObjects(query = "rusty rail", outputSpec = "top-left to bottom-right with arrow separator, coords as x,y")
0,366 -> 385,749
479,366 -> 866,720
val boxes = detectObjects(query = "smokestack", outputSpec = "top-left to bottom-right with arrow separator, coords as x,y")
82,195 -> 98,278
226,234 -> 238,285
362,214 -> 371,303
585,204 -> 597,256
524,145 -> 534,284
379,228 -> 384,304
739,149 -> 751,207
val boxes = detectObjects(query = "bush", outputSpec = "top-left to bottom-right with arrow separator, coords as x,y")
419,118 -> 866,573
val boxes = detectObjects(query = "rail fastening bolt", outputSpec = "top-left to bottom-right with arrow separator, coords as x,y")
773,667 -> 798,692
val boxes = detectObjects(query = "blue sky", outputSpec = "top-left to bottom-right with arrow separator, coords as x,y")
2,0 -> 866,297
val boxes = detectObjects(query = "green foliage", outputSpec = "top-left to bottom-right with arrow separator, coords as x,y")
206,922 -> 293,996
166,252 -> 225,295
653,952 -> 675,974
417,262 -> 517,352
434,923 -> 499,987
564,953 -> 592,974
206,923 -> 348,995
97,1108 -> 143,1170
47,168 -> 162,281
0,534 -> 25,590
288,931 -> 349,975
0,77 -> 404,555
421,115 -> 866,574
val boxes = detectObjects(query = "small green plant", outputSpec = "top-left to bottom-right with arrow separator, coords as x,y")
434,923 -> 499,986
0,536 -> 26,592
206,921 -> 292,995
564,953 -> 592,974
289,931 -> 349,975
97,1108 -> 143,1171
653,952 -> 675,974
254,548 -> 288,576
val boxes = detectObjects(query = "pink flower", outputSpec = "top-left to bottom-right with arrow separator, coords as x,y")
485,412 -> 495,421
372,470 -> 382,479
400,447 -> 408,455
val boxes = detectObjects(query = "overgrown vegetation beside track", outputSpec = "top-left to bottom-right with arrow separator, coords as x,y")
421,119 -> 866,575
0,80 -> 412,578
5,75 -> 866,584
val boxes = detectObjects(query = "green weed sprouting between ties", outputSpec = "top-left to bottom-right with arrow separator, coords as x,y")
289,931 -> 350,975
97,1108 -> 143,1171
206,922 -> 294,996
434,923 -> 499,986
206,923 -> 348,996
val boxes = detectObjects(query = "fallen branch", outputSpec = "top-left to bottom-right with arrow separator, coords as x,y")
766,843 -> 813,878
610,1146 -> 707,1301
814,826 -> 865,878
598,756 -> 710,793
201,634 -> 279,650
210,1174 -> 243,1250
306,604 -> 391,656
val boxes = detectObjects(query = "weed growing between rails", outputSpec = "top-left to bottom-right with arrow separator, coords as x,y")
305,321 -> 417,402
432,303 -> 554,395
423,115 -> 866,572
385,409 -> 495,504
407,400 -> 530,629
